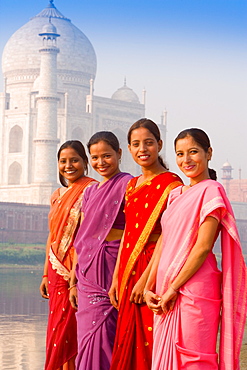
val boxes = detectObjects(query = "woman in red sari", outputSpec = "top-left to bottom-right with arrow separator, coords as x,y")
109,118 -> 183,370
39,140 -> 96,370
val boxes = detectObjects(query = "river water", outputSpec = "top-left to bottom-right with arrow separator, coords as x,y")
0,268 -> 246,369
0,268 -> 48,370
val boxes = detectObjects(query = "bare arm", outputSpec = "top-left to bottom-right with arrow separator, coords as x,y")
39,232 -> 51,299
159,216 -> 219,314
80,211 -> 84,225
108,229 -> 125,309
142,235 -> 165,313
69,211 -> 84,309
130,235 -> 163,304
69,250 -> 78,310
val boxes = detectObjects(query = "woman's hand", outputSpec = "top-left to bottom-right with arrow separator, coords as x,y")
108,279 -> 118,309
145,291 -> 163,315
69,287 -> 78,310
39,277 -> 49,299
160,286 -> 178,314
130,277 -> 146,304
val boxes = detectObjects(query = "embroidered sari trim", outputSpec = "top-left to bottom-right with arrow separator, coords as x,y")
49,247 -> 71,280
48,177 -> 96,278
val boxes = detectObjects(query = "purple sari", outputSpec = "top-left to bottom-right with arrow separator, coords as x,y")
74,172 -> 132,370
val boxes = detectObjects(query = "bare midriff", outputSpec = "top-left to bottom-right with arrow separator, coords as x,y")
105,228 -> 124,242
148,233 -> 160,242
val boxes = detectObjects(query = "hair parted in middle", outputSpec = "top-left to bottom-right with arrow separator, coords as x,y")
127,118 -> 168,170
57,140 -> 89,187
174,128 -> 217,180
87,131 -> 120,153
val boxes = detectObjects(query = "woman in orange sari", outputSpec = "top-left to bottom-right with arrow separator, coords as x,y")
39,140 -> 96,370
109,119 -> 183,370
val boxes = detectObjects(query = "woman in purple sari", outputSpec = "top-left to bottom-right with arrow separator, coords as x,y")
70,131 -> 132,370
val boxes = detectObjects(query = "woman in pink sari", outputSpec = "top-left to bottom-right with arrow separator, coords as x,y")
145,128 -> 247,370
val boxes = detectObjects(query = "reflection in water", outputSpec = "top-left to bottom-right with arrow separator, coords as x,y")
0,268 -> 48,369
0,268 -> 246,369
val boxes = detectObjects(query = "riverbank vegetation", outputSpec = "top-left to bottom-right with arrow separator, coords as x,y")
0,243 -> 45,265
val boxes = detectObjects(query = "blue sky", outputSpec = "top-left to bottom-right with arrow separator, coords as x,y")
0,0 -> 246,179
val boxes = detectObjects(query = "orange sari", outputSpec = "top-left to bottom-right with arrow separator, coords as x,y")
45,176 -> 95,370
110,172 -> 182,370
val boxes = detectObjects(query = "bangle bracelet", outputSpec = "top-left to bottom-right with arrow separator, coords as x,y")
170,285 -> 179,292
42,275 -> 48,278
68,284 -> 77,290
143,289 -> 151,296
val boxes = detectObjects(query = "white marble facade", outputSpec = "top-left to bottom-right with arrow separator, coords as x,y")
0,0 -> 166,204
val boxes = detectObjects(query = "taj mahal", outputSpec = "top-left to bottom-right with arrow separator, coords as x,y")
0,0 -> 167,205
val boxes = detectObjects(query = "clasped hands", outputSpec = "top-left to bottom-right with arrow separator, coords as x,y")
109,277 -> 147,309
145,287 -> 178,315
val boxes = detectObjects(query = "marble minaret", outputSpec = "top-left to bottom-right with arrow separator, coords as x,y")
32,19 -> 60,202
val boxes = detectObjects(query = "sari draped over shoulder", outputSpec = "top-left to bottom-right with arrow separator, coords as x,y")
74,172 -> 132,370
45,176 -> 95,370
110,172 -> 183,370
153,179 -> 247,370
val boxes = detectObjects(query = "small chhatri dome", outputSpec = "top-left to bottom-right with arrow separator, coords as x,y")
222,161 -> 232,169
111,78 -> 140,103
222,160 -> 233,180
39,18 -> 59,36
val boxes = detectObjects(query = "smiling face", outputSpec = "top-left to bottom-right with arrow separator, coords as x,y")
89,140 -> 121,180
128,127 -> 162,169
175,135 -> 212,184
58,147 -> 85,186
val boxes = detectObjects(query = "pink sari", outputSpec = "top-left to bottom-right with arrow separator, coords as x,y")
154,179 -> 247,370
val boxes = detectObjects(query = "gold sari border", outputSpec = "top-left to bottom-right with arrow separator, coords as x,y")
119,180 -> 182,304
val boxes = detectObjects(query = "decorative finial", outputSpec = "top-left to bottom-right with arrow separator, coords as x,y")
142,87 -> 146,105
47,0 -> 55,9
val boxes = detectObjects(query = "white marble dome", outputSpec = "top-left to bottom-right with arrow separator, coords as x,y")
112,81 -> 140,103
2,1 -> 97,81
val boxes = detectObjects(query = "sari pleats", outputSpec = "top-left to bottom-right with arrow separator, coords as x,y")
111,242 -> 155,370
45,265 -> 77,370
153,180 -> 247,370
75,173 -> 132,370
111,172 -> 183,370
76,240 -> 119,370
45,177 -> 95,370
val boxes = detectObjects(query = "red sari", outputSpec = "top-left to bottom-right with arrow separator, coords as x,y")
45,176 -> 95,370
110,172 -> 183,370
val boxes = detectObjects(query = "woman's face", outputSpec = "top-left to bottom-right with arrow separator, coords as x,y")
128,127 -> 162,168
90,140 -> 121,180
175,135 -> 212,184
58,147 -> 85,186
